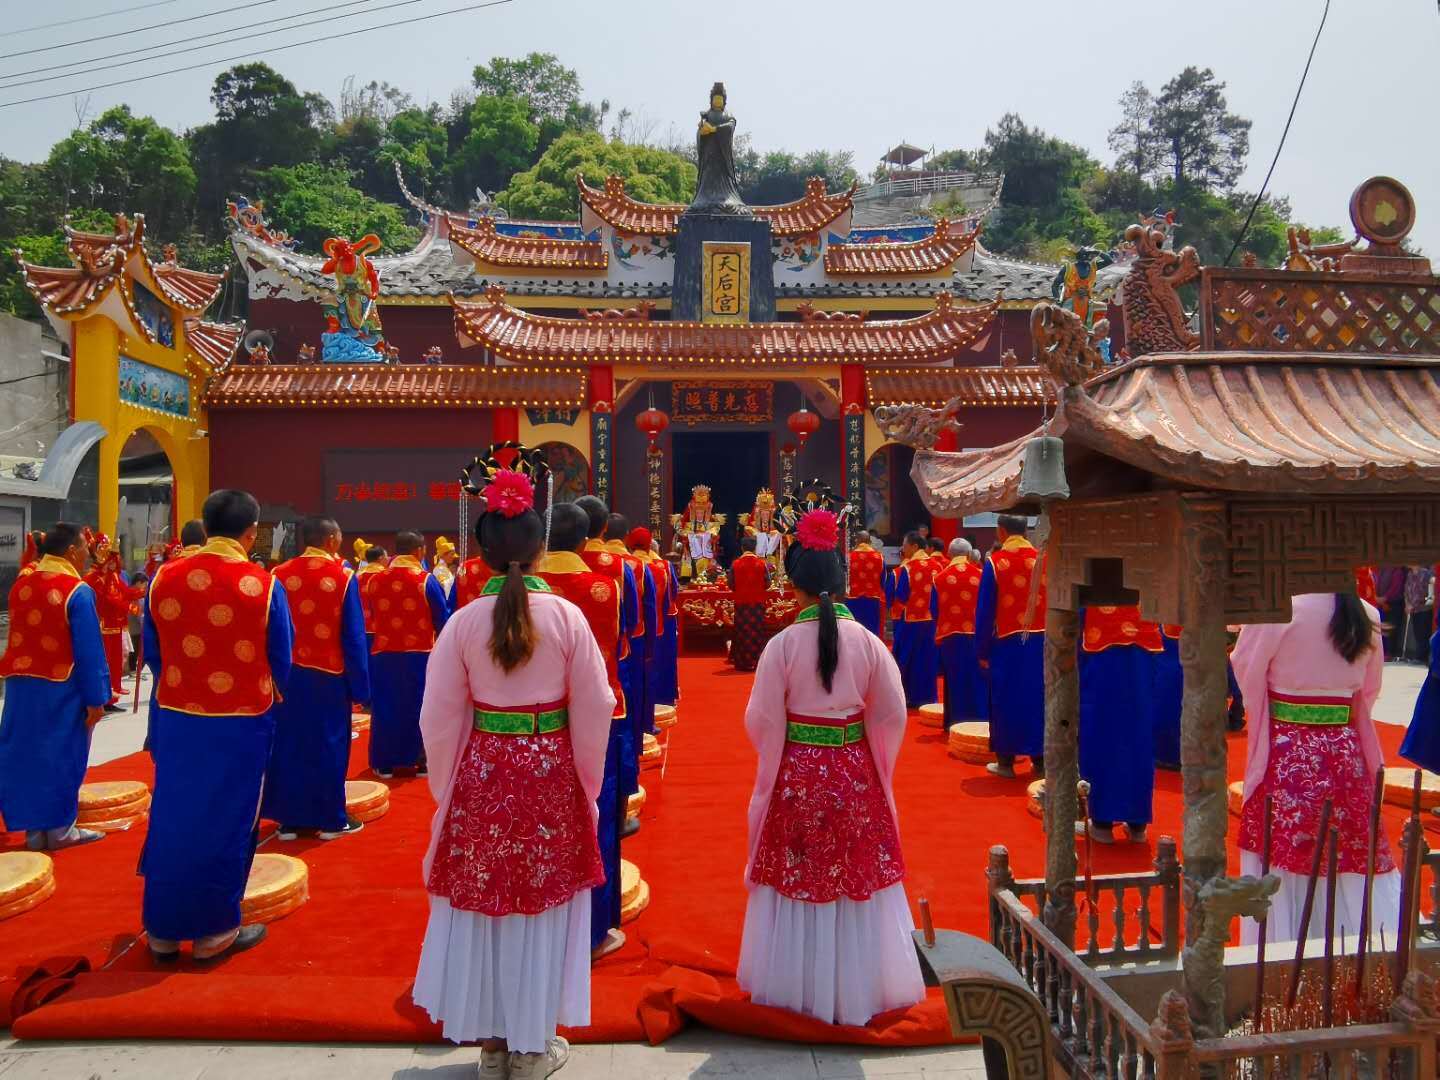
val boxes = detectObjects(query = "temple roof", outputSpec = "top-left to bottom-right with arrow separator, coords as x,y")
824,220 -> 980,276
183,319 -> 245,370
577,175 -> 856,238
912,352 -> 1440,519
452,288 -> 999,367
866,365 -> 1053,408
205,363 -> 588,409
449,216 -> 608,273
55,216 -> 227,315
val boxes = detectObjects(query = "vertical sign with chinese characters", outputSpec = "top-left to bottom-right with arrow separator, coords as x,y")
779,447 -> 796,498
843,408 -> 865,544
646,448 -> 664,540
590,406 -> 612,506
700,241 -> 751,323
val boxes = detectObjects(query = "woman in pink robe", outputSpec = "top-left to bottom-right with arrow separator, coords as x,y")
737,509 -> 925,1027
1231,592 -> 1399,946
412,469 -> 615,1080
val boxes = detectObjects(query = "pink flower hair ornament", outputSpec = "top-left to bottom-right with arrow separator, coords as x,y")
482,469 -> 535,518
795,509 -> 839,551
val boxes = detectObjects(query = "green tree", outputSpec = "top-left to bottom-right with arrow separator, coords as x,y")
498,131 -> 695,221
254,162 -> 417,252
379,106 -> 449,189
1151,67 -> 1250,192
735,149 -> 857,205
472,52 -> 582,126
452,94 -> 539,198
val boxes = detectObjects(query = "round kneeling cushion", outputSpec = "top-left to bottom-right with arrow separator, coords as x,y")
916,703 -> 944,728
241,853 -> 309,924
620,860 -> 650,924
345,779 -> 390,824
654,705 -> 677,729
947,721 -> 994,765
1383,766 -> 1440,811
0,852 -> 55,921
626,785 -> 646,820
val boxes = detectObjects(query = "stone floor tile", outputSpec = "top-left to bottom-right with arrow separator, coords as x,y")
0,1044 -> 218,1080
813,1044 -> 982,1078
201,1043 -> 414,1078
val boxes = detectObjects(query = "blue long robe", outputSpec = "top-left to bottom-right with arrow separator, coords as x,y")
940,632 -> 988,729
615,564 -> 642,802
975,560 -> 1044,759
369,575 -> 448,773
1401,628 -> 1440,772
1153,634 -> 1182,767
638,565 -> 660,736
1079,640 -> 1157,825
893,565 -> 939,708
140,582 -> 293,942
262,575 -> 370,830
653,565 -> 679,706
846,596 -> 883,638
592,561 -> 639,947
0,584 -> 110,831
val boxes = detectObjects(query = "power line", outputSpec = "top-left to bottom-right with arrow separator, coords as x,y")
0,0 -> 383,88
1224,0 -> 1331,266
10,0 -> 182,37
0,0 -> 284,62
0,0 -> 521,110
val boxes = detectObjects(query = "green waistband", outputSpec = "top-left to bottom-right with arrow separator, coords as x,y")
474,706 -> 569,734
794,602 -> 854,623
786,719 -> 865,747
1269,699 -> 1351,726
480,574 -> 553,597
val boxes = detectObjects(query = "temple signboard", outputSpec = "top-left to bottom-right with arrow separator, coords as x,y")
701,241 -> 751,322
671,381 -> 772,424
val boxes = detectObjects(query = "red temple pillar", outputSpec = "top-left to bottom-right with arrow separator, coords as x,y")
589,366 -> 614,507
493,406 -> 520,445
930,427 -> 961,544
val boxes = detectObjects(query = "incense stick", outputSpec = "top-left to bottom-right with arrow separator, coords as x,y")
1287,797 -> 1333,1008
1253,792 -> 1273,1031
1355,766 -> 1383,996
1322,824 -> 1339,1027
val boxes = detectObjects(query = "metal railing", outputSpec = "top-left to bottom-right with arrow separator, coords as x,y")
853,171 -> 1003,202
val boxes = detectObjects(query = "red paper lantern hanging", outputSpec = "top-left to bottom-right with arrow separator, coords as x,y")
786,406 -> 820,449
636,406 -> 670,447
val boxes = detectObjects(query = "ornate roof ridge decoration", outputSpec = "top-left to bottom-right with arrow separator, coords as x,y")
576,174 -> 856,238
450,215 -> 608,272
451,285 -> 1000,367
225,196 -> 298,251
824,218 -> 981,276
866,364 -> 1054,408
394,162 -> 450,223
204,362 -> 588,410
583,302 -> 655,321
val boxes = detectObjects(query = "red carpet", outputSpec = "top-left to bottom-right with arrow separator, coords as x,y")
3,657 -> 1432,1044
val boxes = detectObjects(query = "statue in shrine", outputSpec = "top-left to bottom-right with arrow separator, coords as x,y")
1051,245 -> 1113,326
672,484 -> 725,581
319,234 -> 387,362
690,82 -> 749,215
742,488 -> 782,568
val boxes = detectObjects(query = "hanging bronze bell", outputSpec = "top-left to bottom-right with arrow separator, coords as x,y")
1017,435 -> 1069,502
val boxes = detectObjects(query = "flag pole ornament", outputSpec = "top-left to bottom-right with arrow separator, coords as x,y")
795,509 -> 840,552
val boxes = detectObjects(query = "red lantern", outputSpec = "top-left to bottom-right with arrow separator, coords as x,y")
787,406 -> 820,449
636,406 -> 670,447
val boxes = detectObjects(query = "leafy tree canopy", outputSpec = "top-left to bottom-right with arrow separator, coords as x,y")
253,163 -> 418,253
497,131 -> 695,221
736,148 -> 858,205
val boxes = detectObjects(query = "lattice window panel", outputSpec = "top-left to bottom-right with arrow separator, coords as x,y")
1200,269 -> 1440,355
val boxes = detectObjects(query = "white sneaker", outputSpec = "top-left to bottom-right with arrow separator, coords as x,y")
478,1047 -> 510,1079
509,1036 -> 569,1079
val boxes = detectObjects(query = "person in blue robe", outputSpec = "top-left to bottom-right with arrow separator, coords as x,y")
1401,627 -> 1440,777
892,533 -> 939,709
974,517 -> 1046,778
1153,630 -> 1182,770
0,525 -> 111,850
368,532 -> 449,777
262,520 -> 371,838
141,490 -> 294,962
1079,616 -> 1157,842
653,555 -> 679,706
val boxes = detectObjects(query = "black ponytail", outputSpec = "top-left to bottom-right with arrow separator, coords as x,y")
787,544 -> 847,693
1329,592 -> 1377,665
477,505 -> 545,673
816,590 -> 839,692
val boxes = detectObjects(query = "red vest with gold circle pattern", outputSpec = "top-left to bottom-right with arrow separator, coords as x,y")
539,561 -> 624,718
0,569 -> 85,681
848,547 -> 884,601
275,553 -> 350,674
901,557 -> 936,622
452,556 -> 497,611
357,565 -> 384,633
369,561 -> 437,654
150,552 -> 276,716
989,543 -> 1047,637
1083,605 -> 1163,652
935,560 -> 982,641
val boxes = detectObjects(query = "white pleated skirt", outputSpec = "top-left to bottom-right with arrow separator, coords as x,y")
412,892 -> 591,1053
1239,850 -> 1402,948
737,881 -> 926,1027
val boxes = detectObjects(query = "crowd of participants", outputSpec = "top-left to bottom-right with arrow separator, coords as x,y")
4,483 -> 1440,1077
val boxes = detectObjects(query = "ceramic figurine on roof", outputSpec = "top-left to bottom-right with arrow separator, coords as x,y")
691,82 -> 748,216
1118,222 -> 1199,357
1051,245 -> 1113,326
319,234 -> 387,363
226,197 -> 297,250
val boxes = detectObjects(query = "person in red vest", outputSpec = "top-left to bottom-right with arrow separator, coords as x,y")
448,545 -> 497,611
84,530 -> 144,709
263,517 -> 371,840
368,531 -> 449,778
975,514 -> 1046,779
1080,606 -> 1163,842
892,531 -> 939,709
846,530 -> 886,637
0,522 -> 111,851
729,535 -> 771,672
934,538 -> 987,730
539,502 -> 628,960
356,545 -> 387,647
141,489 -> 293,962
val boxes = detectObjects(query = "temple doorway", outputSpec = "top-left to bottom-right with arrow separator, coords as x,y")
116,428 -> 175,571
671,430 -> 770,526
864,444 -> 928,545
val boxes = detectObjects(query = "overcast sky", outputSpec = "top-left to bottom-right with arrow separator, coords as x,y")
2,0 -> 1436,252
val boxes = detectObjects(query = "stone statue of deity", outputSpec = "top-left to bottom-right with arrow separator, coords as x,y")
743,488 -> 782,566
690,82 -> 749,216
671,484 -> 725,581
1051,245 -> 1114,327
320,234 -> 387,362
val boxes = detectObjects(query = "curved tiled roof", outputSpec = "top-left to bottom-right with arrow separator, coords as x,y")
577,175 -> 855,238
147,260 -> 226,312
13,261 -> 120,314
452,288 -> 998,366
183,319 -> 245,371
866,365 -> 1053,408
204,363 -> 588,409
450,217 -> 608,273
825,220 -> 981,276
